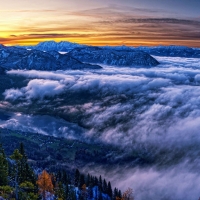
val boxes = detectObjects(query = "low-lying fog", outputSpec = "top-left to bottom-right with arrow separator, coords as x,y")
1,56 -> 200,200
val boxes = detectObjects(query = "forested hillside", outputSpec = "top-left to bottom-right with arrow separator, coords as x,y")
0,141 -> 133,200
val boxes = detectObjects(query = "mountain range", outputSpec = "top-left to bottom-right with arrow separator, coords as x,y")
104,45 -> 200,58
0,45 -> 101,70
18,41 -> 200,58
0,42 -> 160,70
1,41 -> 199,71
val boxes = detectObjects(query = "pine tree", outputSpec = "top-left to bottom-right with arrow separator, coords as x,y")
90,176 -> 94,187
86,173 -> 90,186
113,187 -> 118,200
79,174 -> 85,189
107,181 -> 112,198
55,182 -> 65,200
103,179 -> 107,193
0,143 -> 8,186
118,190 -> 122,198
98,175 -> 103,192
68,185 -> 76,200
62,170 -> 68,184
18,143 -> 35,184
74,169 -> 80,187
10,149 -> 23,200
64,183 -> 69,199
94,176 -> 98,186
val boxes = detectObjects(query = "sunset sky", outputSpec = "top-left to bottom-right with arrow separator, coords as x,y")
0,0 -> 200,47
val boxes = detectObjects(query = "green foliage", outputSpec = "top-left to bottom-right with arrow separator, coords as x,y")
19,191 -> 38,200
0,136 -> 123,200
19,181 -> 38,200
55,182 -> 65,200
0,185 -> 14,199
18,143 -> 36,184
20,181 -> 35,189
0,143 -> 8,186
10,149 -> 23,161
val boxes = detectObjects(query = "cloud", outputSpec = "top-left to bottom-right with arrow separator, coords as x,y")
1,4 -> 200,47
0,112 -> 85,139
3,56 -> 200,199
116,166 -> 200,200
4,79 -> 66,100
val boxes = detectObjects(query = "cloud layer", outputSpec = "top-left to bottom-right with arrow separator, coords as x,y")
2,56 -> 200,199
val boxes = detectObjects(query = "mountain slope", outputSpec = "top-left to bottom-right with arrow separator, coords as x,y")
136,45 -> 200,58
0,46 -> 101,70
68,46 -> 159,67
48,50 -> 101,69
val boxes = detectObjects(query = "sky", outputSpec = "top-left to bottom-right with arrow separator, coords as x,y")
0,0 -> 200,47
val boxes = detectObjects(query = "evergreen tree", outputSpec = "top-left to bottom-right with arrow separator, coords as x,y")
18,143 -> 35,184
10,149 -> 23,200
113,187 -> 118,200
19,181 -> 38,200
118,190 -> 122,198
64,183 -> 69,200
68,185 -> 76,200
86,173 -> 90,186
74,169 -> 80,187
56,170 -> 62,182
55,182 -> 65,200
98,175 -> 103,192
62,170 -> 68,184
107,181 -> 112,198
103,179 -> 107,193
90,176 -> 94,187
94,176 -> 98,186
0,143 -> 8,186
79,174 -> 85,189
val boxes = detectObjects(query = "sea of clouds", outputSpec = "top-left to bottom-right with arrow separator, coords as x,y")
1,56 -> 200,199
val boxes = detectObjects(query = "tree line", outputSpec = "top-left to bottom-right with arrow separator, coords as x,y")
0,142 -> 134,200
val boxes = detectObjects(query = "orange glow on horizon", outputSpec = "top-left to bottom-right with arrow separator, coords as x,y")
1,6 -> 200,48
1,37 -> 200,48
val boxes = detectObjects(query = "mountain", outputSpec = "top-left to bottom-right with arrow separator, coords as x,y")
0,45 -> 101,70
17,41 -> 200,58
48,50 -> 101,70
104,45 -> 200,58
68,46 -> 160,67
137,45 -> 200,58
17,40 -> 85,52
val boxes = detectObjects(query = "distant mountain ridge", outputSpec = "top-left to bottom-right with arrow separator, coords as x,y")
68,46 -> 159,67
0,45 -> 101,70
17,40 -> 85,52
17,41 -> 200,58
103,45 -> 200,58
1,41 -> 161,68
